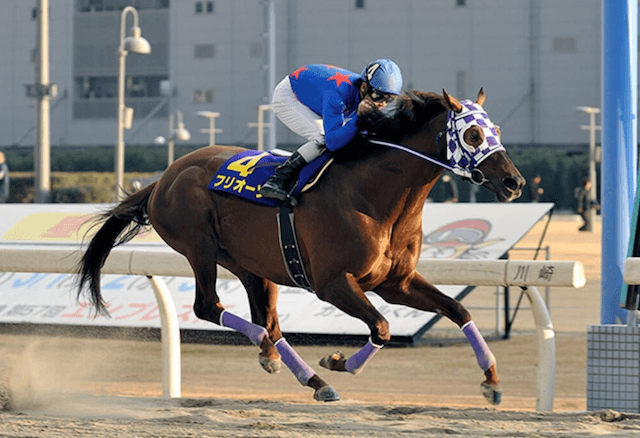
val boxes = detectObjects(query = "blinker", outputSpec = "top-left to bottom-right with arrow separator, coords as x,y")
445,100 -> 505,182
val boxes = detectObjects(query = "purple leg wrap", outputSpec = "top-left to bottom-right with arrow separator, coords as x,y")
220,311 -> 268,345
462,321 -> 496,371
275,338 -> 316,385
345,338 -> 383,375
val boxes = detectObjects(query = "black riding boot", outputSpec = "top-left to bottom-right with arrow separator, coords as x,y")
259,151 -> 308,202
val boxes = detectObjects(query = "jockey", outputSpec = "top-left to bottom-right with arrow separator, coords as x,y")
258,59 -> 403,202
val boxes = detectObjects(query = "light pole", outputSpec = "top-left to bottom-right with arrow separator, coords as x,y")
115,6 -> 151,201
196,111 -> 222,146
247,104 -> 272,151
34,0 -> 51,203
577,106 -> 602,232
155,111 -> 190,167
167,111 -> 190,166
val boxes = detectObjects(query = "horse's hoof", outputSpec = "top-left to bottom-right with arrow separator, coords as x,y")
314,385 -> 340,402
481,382 -> 502,405
259,355 -> 282,374
318,351 -> 346,371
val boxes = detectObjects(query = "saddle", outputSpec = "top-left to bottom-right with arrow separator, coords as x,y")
209,150 -> 333,291
208,149 -> 332,207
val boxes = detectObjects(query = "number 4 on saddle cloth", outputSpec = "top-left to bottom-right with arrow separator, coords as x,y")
208,149 -> 332,207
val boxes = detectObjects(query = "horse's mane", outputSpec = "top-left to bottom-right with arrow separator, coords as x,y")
333,90 -> 447,162
358,90 -> 447,142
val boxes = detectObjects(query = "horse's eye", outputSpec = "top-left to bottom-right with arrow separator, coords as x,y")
466,129 -> 482,145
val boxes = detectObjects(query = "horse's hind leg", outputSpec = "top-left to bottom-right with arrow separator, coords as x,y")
231,270 -> 282,374
218,259 -> 339,402
374,272 -> 501,405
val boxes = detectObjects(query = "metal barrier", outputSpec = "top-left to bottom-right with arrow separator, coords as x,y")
0,247 -> 585,411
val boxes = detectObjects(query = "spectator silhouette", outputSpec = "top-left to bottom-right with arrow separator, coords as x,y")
441,173 -> 458,203
528,174 -> 543,202
576,177 -> 600,232
0,152 -> 9,203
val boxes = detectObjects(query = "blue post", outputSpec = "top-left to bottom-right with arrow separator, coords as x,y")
601,0 -> 638,324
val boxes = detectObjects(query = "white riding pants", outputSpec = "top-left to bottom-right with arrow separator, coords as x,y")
272,77 -> 326,163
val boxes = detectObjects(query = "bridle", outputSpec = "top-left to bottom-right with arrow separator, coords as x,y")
370,100 -> 506,186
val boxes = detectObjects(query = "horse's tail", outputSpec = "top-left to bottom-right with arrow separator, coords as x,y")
76,182 -> 156,316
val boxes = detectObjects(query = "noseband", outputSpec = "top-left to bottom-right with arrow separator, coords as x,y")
370,100 -> 505,186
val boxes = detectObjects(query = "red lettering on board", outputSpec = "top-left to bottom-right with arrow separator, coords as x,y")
41,216 -> 88,239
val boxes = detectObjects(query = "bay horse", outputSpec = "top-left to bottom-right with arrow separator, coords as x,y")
77,89 -> 525,404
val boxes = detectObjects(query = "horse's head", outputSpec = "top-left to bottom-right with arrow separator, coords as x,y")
441,89 -> 525,202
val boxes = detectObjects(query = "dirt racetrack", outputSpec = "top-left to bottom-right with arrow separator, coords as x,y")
2,214 -> 640,437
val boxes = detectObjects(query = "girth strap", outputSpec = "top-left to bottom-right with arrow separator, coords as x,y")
276,204 -> 314,292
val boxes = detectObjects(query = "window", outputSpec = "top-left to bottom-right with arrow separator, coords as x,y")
73,75 -> 170,119
75,76 -> 117,99
194,89 -> 214,103
195,44 -> 215,59
127,76 -> 147,98
553,37 -> 577,53
31,8 -> 37,20
456,0 -> 467,6
355,0 -> 365,9
250,43 -> 263,58
195,1 -> 214,14
75,75 -> 169,100
76,0 -> 169,12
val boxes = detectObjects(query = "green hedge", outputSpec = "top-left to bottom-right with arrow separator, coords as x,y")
428,149 -> 594,211
2,146 -> 594,210
3,146 -> 196,173
7,172 -> 159,204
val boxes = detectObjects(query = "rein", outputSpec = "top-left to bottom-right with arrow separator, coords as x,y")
368,137 -> 459,174
369,134 -> 488,186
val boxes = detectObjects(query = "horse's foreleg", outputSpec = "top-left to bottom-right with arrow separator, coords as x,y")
319,337 -> 383,375
374,272 -> 501,405
316,272 -> 389,375
461,320 -> 500,404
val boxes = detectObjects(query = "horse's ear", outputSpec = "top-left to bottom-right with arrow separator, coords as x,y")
442,89 -> 463,113
476,88 -> 486,106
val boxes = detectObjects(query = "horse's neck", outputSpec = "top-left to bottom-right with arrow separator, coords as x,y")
332,136 -> 442,223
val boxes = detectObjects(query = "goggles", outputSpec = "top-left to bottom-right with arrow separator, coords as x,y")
367,87 -> 394,103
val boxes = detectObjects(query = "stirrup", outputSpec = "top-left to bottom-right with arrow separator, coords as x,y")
259,183 -> 298,207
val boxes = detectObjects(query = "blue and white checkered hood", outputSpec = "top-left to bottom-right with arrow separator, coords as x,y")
446,100 -> 505,178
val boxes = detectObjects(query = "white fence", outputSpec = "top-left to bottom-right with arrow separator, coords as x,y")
624,258 -> 640,285
0,247 -> 585,411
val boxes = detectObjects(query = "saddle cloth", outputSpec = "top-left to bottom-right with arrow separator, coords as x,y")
208,150 -> 331,206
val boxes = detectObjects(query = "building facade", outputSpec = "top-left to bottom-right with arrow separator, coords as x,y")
0,0 -> 602,150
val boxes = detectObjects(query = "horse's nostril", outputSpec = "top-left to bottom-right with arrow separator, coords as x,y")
503,177 -> 519,192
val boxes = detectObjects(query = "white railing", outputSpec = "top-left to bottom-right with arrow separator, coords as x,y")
623,257 -> 640,325
624,257 -> 640,284
0,247 -> 585,411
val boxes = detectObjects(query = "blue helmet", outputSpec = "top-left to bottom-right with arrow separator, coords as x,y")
360,59 -> 403,95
